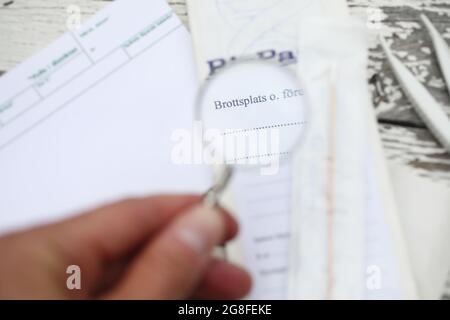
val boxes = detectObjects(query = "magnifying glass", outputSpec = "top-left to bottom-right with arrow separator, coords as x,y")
195,60 -> 309,208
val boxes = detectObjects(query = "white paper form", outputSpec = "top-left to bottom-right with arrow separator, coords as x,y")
0,0 -> 211,234
187,0 -> 321,300
232,165 -> 292,299
187,0 -> 349,299
289,16 -> 417,299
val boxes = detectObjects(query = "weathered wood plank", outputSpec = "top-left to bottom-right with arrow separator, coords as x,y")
348,0 -> 450,182
380,123 -> 450,186
348,0 -> 450,127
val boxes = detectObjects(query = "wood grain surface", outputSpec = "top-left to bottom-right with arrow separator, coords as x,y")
348,0 -> 450,187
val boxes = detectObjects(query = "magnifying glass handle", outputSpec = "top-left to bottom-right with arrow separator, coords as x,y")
203,165 -> 233,208
202,165 -> 233,259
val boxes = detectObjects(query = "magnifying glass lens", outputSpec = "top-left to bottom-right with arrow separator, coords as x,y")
197,62 -> 307,167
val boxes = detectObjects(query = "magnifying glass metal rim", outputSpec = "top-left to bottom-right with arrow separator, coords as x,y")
194,59 -> 311,170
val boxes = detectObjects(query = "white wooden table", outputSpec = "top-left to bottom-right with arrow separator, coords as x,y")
1,0 -> 449,298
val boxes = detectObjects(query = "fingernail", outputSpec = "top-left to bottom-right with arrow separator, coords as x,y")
174,205 -> 225,255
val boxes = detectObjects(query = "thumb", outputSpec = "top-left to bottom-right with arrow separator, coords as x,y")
103,204 -> 226,299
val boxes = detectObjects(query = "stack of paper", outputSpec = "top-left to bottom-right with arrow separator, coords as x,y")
0,0 -> 211,233
289,16 -> 416,299
186,0 -> 417,299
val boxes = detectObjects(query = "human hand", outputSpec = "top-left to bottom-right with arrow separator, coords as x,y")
0,195 -> 251,299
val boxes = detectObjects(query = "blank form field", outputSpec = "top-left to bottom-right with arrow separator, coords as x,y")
123,12 -> 182,58
0,88 -> 40,125
34,53 -> 92,97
